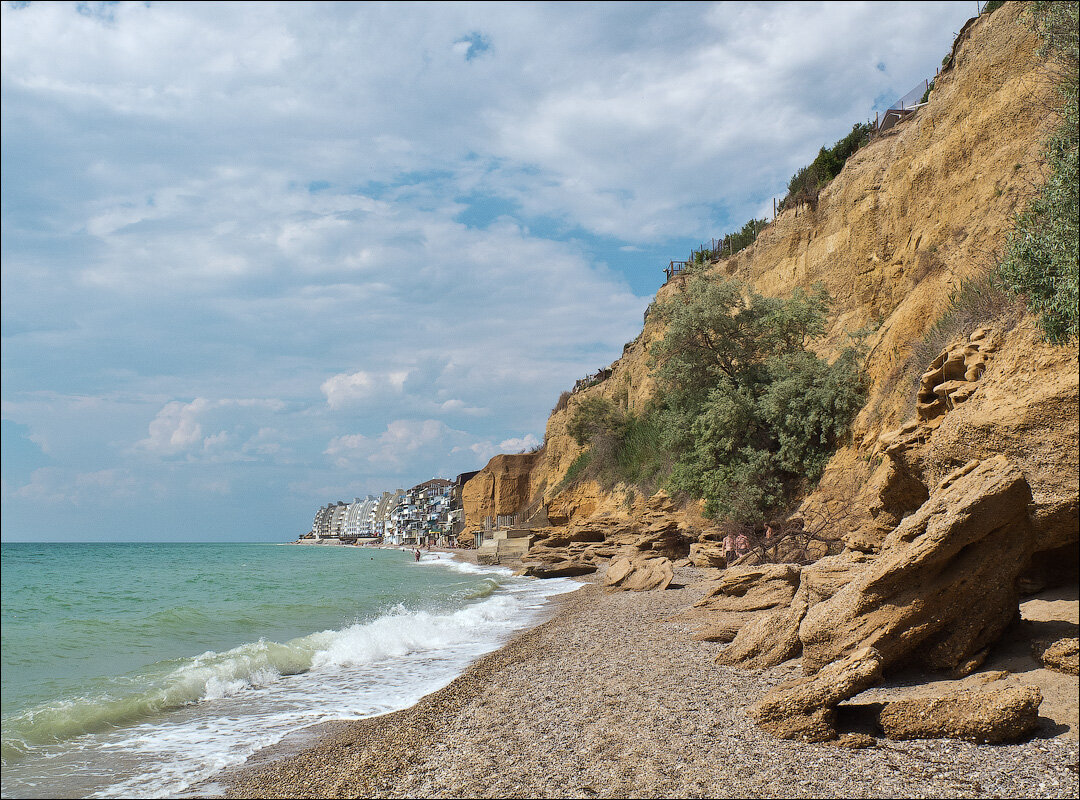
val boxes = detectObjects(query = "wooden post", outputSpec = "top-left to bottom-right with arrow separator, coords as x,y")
773,197 -> 777,219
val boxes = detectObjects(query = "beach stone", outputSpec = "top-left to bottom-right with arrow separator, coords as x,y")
749,647 -> 883,741
1033,637 -> 1080,675
688,542 -> 727,568
799,457 -> 1034,674
878,681 -> 1043,743
604,555 -> 674,592
522,560 -> 597,579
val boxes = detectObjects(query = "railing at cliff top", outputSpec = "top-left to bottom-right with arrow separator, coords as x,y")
874,77 -> 933,135
495,497 -> 547,531
573,366 -> 613,393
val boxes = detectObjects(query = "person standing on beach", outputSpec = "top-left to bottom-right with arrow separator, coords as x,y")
734,531 -> 751,559
723,532 -> 737,566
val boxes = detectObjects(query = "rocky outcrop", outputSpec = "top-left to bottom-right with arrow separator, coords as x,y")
604,555 -> 674,592
864,323 -> 1079,559
915,328 -> 996,423
461,453 -> 543,531
877,676 -> 1042,744
800,456 -> 1034,674
748,647 -> 883,742
710,551 -> 870,669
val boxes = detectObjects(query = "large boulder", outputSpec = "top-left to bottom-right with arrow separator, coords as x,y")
715,604 -> 806,669
521,560 -> 598,579
878,677 -> 1042,743
748,647 -> 883,742
695,564 -> 801,613
688,542 -> 727,568
712,552 -> 869,670
604,555 -> 674,592
799,457 -> 1034,674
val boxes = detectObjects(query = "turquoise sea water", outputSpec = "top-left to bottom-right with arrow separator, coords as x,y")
1,542 -> 577,799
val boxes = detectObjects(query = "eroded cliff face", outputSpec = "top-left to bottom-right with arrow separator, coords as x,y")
461,452 -> 545,531
463,3 -> 1077,565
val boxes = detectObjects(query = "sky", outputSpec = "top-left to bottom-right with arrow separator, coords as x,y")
1,0 -> 978,542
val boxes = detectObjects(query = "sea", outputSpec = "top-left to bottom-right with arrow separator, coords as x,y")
0,542 -> 579,799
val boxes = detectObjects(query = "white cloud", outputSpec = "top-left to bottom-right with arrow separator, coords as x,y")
498,433 -> 542,453
325,419 -> 474,471
135,398 -> 287,460
1,1 -> 978,540
321,369 -> 410,409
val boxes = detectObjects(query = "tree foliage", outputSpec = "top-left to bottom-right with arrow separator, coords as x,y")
781,122 -> 873,209
649,274 -> 867,520
998,0 -> 1078,342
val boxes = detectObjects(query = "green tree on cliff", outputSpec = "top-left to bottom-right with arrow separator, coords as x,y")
648,274 -> 867,520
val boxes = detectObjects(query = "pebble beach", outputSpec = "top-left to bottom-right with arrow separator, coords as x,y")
218,563 -> 1080,799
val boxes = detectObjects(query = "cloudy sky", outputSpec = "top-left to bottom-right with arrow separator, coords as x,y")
2,1 -> 975,542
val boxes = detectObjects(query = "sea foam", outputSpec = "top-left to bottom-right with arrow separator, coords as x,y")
1,556 -> 578,799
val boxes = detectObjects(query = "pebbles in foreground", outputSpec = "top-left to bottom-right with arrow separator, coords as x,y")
222,568 -> 1079,799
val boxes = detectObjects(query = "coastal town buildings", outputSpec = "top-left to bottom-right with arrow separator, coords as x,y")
302,480 -> 456,545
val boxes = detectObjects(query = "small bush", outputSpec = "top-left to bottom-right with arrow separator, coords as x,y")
997,1 -> 1078,343
552,391 -> 571,414
567,396 -> 626,446
781,122 -> 872,210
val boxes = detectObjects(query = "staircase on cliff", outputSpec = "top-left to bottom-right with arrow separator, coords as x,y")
476,500 -> 549,565
476,528 -> 535,566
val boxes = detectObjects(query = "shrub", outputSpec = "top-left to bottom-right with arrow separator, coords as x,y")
781,122 -> 872,210
567,396 -> 625,446
648,273 -> 867,521
997,1 -> 1078,343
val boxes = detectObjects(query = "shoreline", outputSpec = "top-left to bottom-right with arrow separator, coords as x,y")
214,563 -> 1079,799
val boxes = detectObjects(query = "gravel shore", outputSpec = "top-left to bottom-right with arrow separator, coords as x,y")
221,565 -> 1079,799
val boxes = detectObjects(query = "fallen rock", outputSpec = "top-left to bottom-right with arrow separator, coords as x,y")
604,555 -> 674,592
878,680 -> 1043,743
688,542 -> 727,568
715,604 -> 805,669
749,647 -> 883,742
695,564 -> 800,613
1033,637 -> 1080,675
691,611 -> 761,643
799,456 -> 1034,674
710,555 -> 862,670
521,560 -> 597,579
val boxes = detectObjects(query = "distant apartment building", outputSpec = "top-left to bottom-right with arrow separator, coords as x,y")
343,496 -> 379,539
305,479 -> 455,545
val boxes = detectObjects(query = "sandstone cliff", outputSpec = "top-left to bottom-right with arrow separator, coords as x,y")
463,2 -> 1077,571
